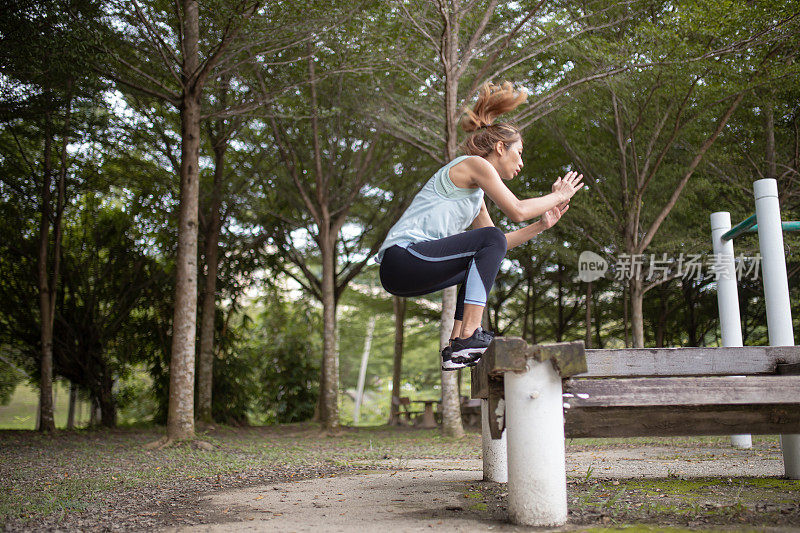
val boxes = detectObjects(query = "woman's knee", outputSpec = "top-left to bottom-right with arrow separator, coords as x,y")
479,226 -> 507,253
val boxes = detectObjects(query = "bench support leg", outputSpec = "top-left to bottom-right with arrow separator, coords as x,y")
505,359 -> 567,526
481,399 -> 507,482
781,435 -> 800,479
730,434 -> 752,449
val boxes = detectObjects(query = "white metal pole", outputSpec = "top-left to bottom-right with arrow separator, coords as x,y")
754,178 -> 800,479
480,399 -> 507,482
504,359 -> 567,526
710,211 -> 752,449
353,316 -> 376,424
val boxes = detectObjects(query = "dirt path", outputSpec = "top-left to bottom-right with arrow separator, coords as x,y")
167,442 -> 794,532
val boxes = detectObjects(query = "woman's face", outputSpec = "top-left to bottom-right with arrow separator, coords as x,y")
497,139 -> 524,181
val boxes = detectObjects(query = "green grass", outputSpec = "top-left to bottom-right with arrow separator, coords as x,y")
580,524 -> 708,533
569,476 -> 800,525
0,382 -> 91,430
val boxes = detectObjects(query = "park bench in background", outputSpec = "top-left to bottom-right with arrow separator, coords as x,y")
391,397 -> 443,428
390,396 -> 423,425
471,337 -> 800,527
409,399 -> 440,428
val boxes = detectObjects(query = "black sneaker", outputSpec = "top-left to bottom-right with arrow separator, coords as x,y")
451,328 -> 493,363
441,344 -> 479,371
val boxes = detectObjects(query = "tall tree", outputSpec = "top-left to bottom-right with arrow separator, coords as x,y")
0,0 -> 103,431
103,0 -> 314,443
547,2 -> 800,346
251,50 -> 420,431
196,75 -> 243,424
389,296 -> 406,425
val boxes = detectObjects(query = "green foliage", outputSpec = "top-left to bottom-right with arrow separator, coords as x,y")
209,347 -> 258,426
114,367 -> 158,426
0,364 -> 22,406
1,0 -> 799,428
243,289 -> 321,425
0,0 -> 107,121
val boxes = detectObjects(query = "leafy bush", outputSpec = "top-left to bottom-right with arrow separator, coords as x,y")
245,290 -> 320,424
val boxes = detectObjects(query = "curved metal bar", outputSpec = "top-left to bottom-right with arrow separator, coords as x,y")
721,214 -> 756,241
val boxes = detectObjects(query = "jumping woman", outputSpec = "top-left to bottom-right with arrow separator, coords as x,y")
376,82 -> 584,370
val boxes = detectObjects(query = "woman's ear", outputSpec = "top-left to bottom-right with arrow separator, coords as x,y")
494,140 -> 505,157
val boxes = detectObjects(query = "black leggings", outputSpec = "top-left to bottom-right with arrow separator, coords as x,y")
379,226 -> 507,321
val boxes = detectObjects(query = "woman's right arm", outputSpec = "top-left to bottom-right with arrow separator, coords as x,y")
463,157 -> 583,223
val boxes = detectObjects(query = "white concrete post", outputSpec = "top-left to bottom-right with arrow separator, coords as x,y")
754,178 -> 800,479
480,399 -> 507,482
710,211 -> 752,449
504,359 -> 567,526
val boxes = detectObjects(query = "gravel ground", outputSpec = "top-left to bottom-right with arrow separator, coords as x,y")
166,439 -> 799,532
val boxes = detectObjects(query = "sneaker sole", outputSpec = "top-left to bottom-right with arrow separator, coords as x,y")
441,358 -> 481,371
441,360 -> 467,371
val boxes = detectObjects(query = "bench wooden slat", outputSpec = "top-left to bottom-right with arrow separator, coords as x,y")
564,375 -> 800,407
579,346 -> 800,378
565,404 -> 800,438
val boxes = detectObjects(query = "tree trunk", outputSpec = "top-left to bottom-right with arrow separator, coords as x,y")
438,4 -> 464,437
594,288 -> 603,349
442,10 -> 460,165
584,281 -> 593,349
765,100 -> 776,180
89,399 -> 98,427
623,284 -> 630,348
38,83 -> 72,432
75,392 -> 82,426
630,276 -> 645,348
167,0 -> 201,442
99,371 -> 116,428
319,232 -> 340,431
389,296 -> 405,425
440,286 -> 463,437
655,288 -> 668,348
197,140 -> 225,424
683,278 -> 699,346
37,107 -> 55,433
67,382 -> 77,430
522,275 -> 531,340
556,261 -> 564,342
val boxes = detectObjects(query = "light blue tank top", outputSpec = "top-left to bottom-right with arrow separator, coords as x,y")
376,155 -> 484,263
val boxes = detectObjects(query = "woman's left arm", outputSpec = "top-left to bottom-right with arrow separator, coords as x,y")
505,203 -> 570,249
472,199 -> 569,249
505,220 -> 546,249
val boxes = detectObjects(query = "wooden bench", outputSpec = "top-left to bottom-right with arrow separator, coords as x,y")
471,337 -> 800,526
390,396 -> 424,425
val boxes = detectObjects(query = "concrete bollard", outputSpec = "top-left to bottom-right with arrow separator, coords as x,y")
505,358 -> 568,526
481,399 -> 507,483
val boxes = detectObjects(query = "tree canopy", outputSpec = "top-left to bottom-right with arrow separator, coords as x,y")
1,0 -> 798,431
